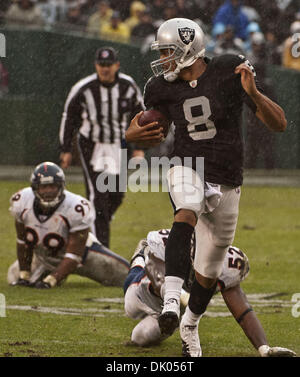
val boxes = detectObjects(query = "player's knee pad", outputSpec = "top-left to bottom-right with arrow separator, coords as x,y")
131,316 -> 161,346
194,221 -> 230,279
194,244 -> 229,280
167,166 -> 205,217
211,212 -> 239,247
210,187 -> 241,247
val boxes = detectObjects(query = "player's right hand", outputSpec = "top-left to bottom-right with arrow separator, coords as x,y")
125,111 -> 164,146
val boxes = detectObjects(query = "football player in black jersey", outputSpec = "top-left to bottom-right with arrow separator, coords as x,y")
126,18 -> 287,357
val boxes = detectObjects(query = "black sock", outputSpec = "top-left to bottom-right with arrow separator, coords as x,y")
188,279 -> 217,315
165,222 -> 194,280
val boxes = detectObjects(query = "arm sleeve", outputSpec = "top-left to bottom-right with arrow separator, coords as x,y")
231,54 -> 263,114
143,77 -> 171,119
67,197 -> 96,233
9,189 -> 29,223
59,87 -> 84,153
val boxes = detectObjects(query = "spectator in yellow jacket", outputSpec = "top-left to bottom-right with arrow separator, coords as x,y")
101,11 -> 130,44
86,0 -> 113,36
124,1 -> 146,32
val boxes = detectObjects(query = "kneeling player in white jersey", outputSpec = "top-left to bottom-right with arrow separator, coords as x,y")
124,229 -> 296,357
7,162 -> 129,288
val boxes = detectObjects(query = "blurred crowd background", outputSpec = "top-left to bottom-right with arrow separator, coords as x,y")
1,0 -> 300,169
1,0 -> 300,71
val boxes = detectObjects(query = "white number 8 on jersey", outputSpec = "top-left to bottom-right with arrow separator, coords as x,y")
183,96 -> 217,141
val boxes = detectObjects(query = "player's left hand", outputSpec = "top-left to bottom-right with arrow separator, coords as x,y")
34,280 -> 51,289
235,63 -> 257,97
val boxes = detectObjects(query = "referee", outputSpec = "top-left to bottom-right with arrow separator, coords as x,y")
59,46 -> 144,247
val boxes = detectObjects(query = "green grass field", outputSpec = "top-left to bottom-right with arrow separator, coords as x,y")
0,181 -> 299,357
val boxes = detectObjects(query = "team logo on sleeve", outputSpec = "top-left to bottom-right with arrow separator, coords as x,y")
178,27 -> 195,45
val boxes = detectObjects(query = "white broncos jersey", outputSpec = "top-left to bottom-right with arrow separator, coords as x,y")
146,229 -> 250,292
125,229 -> 249,319
9,187 -> 96,269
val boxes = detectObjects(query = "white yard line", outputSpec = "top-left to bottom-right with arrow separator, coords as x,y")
6,304 -> 123,317
4,293 -> 293,318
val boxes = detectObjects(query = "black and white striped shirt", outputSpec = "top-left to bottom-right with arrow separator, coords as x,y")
59,71 -> 144,152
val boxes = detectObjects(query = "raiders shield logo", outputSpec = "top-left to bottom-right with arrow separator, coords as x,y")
178,27 -> 195,45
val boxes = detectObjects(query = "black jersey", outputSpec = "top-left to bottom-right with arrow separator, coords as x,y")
144,54 -> 259,187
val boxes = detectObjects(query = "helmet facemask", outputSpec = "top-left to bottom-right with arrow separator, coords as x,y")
150,43 -> 183,77
34,182 -> 65,209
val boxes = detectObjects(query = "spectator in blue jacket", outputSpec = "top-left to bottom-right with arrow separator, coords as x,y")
213,0 -> 249,40
244,21 -> 261,53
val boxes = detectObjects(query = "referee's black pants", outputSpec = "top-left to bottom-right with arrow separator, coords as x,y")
77,135 -> 125,248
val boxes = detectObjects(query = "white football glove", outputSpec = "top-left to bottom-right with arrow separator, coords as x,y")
259,345 -> 296,357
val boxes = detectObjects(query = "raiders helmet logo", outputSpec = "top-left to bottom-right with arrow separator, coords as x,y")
178,27 -> 195,45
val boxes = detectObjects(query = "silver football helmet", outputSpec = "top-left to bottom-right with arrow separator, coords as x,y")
151,18 -> 206,82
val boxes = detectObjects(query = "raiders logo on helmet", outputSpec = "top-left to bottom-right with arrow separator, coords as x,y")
178,27 -> 195,45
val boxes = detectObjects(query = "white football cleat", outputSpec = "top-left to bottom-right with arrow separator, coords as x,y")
259,345 -> 296,357
158,298 -> 180,336
180,316 -> 202,357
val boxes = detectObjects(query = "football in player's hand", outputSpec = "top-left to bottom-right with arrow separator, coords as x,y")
138,109 -> 170,138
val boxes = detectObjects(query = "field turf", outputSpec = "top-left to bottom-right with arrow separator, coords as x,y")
0,181 -> 299,358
